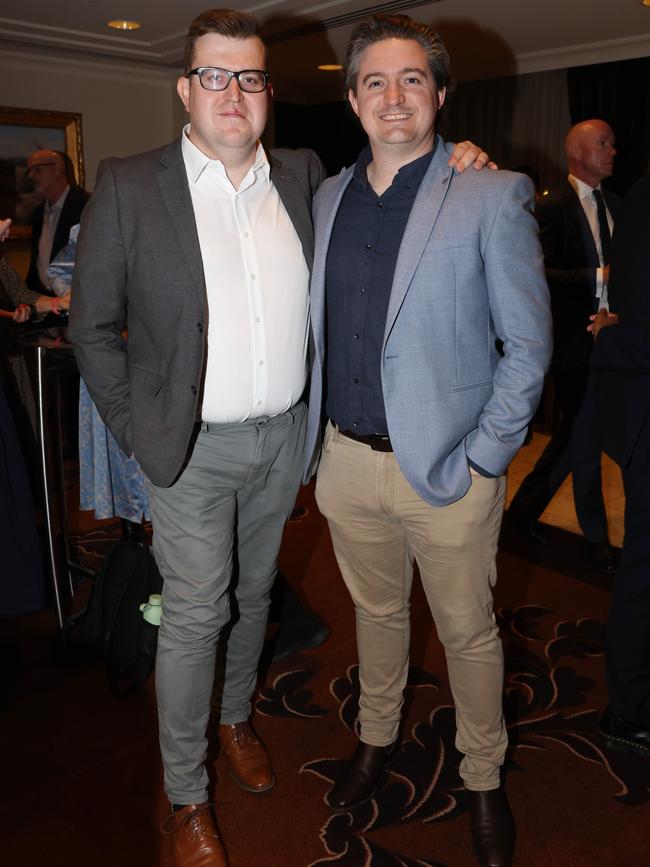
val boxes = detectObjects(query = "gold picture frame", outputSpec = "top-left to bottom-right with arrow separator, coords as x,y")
0,105 -> 84,233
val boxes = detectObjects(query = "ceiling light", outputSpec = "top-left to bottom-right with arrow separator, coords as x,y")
318,64 -> 342,71
644,0 -> 650,6
107,20 -> 141,30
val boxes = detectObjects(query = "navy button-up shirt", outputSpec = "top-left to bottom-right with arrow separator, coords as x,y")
325,145 -> 434,434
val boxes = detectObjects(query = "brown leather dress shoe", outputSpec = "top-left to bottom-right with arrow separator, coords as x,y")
466,787 -> 515,867
162,803 -> 229,867
327,740 -> 401,811
218,722 -> 275,793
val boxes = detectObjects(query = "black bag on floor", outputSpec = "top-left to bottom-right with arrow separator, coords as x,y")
81,540 -> 163,697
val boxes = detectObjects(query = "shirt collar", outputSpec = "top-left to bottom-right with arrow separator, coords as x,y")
46,186 -> 70,215
181,124 -> 269,184
568,173 -> 602,201
353,143 -> 436,193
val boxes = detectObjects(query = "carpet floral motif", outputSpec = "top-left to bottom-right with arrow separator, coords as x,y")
257,605 -> 650,866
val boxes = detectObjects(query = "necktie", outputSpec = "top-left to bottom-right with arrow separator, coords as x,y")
592,189 -> 611,266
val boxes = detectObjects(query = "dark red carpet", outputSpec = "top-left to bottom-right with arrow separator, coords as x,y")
1,482 -> 648,866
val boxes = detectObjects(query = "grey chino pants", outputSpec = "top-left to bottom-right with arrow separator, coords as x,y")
147,403 -> 307,804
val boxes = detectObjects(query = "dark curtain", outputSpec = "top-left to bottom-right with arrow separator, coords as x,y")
568,57 -> 650,195
274,101 -> 366,176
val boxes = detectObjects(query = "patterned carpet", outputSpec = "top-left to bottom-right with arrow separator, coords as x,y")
2,483 -> 648,867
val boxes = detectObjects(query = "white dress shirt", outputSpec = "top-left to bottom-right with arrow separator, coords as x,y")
37,186 -> 69,290
568,174 -> 614,309
181,126 -> 310,423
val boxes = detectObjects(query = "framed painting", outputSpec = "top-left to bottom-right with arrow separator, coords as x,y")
0,106 -> 84,235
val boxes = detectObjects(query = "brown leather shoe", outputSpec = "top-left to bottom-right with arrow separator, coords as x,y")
327,740 -> 401,811
466,787 -> 515,867
162,803 -> 229,867
218,722 -> 275,793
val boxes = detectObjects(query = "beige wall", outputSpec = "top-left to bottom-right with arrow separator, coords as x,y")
0,48 -> 183,190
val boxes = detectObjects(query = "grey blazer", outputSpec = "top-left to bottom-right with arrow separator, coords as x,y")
69,138 -> 324,486
304,137 -> 552,507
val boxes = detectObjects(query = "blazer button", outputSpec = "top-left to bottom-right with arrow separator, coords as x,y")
197,322 -> 203,332
190,385 -> 197,394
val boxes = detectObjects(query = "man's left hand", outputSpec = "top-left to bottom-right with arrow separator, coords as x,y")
588,308 -> 619,339
449,141 -> 497,173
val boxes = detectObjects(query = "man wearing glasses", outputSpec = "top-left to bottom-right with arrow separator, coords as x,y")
70,9 -> 487,865
25,149 -> 88,293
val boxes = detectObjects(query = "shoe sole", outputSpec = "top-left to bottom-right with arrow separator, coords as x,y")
599,730 -> 650,757
229,771 -> 276,793
327,746 -> 402,813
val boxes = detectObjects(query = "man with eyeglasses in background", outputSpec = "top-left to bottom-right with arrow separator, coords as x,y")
25,149 -> 88,293
70,9 -> 489,865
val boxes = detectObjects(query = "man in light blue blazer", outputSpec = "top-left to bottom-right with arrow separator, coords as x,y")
303,14 -> 551,867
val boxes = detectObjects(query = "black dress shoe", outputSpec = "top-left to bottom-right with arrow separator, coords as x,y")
599,708 -> 650,758
327,740 -> 401,811
507,507 -> 549,545
466,787 -> 515,867
588,542 -> 620,574
271,618 -> 330,661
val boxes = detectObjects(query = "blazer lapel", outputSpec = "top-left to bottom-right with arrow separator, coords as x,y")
156,138 -> 205,298
310,166 -> 354,359
384,139 -> 453,343
269,155 -> 316,271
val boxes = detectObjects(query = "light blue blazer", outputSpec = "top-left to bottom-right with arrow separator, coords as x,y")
304,136 -> 552,507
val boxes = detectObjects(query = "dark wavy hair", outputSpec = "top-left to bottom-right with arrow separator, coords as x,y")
184,9 -> 265,73
344,13 -> 452,102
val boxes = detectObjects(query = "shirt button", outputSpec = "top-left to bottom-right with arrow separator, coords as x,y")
257,400 -> 262,406
353,421 -> 359,427
197,322 -> 203,332
365,244 -> 371,250
255,317 -> 261,323
250,274 -> 256,280
190,385 -> 197,394
353,377 -> 359,384
377,202 -> 383,208
244,232 -> 250,238
353,333 -> 359,339
258,360 -> 264,366
360,288 -> 366,294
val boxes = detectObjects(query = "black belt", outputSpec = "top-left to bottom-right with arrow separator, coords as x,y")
340,429 -> 393,452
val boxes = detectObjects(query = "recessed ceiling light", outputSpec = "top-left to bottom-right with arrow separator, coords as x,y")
318,64 -> 342,71
107,20 -> 141,30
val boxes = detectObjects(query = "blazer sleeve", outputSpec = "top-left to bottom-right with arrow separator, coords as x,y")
536,194 -> 596,299
69,159 -> 133,457
466,173 -> 552,474
591,325 -> 650,373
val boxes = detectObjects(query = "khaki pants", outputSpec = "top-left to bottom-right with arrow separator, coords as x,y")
315,423 -> 507,790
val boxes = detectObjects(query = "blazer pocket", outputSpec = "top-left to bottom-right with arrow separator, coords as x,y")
449,378 -> 493,394
130,365 -> 166,397
423,232 -> 479,253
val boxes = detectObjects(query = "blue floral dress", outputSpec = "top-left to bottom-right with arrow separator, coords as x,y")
49,227 -> 150,521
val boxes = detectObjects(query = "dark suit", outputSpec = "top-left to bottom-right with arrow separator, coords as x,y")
27,185 -> 90,292
510,179 -> 620,542
591,174 -> 650,724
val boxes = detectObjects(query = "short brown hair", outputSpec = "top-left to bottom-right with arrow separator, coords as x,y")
184,8 -> 264,73
344,13 -> 451,98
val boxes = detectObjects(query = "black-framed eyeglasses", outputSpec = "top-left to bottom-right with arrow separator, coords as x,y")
187,67 -> 270,93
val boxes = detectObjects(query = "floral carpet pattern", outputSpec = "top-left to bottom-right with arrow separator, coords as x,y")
256,604 -> 649,866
